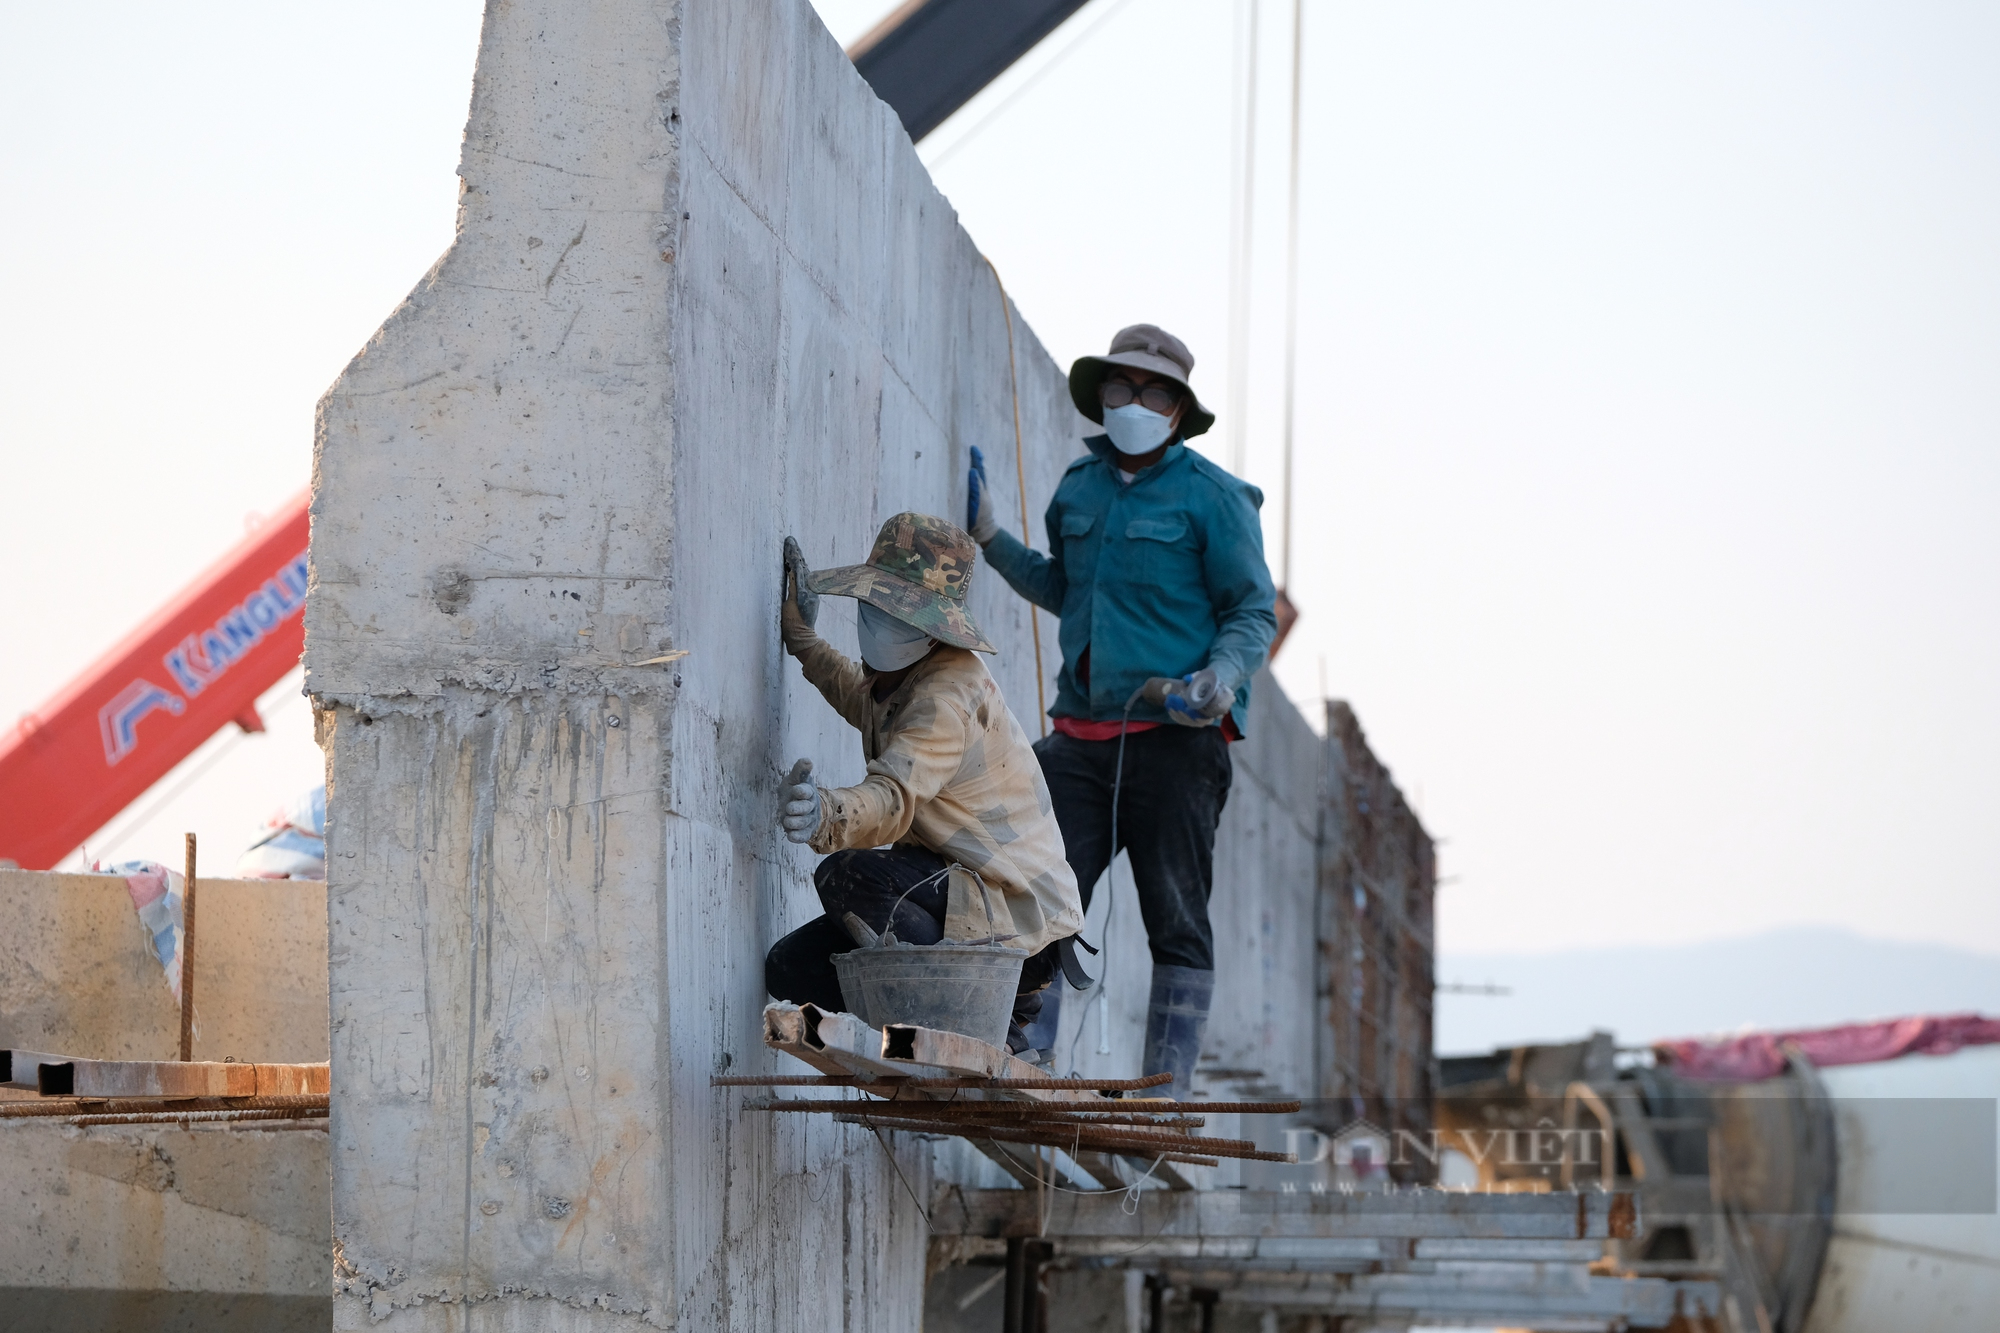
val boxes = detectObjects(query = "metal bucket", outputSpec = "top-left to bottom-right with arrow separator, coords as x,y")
834,940 -> 1028,1050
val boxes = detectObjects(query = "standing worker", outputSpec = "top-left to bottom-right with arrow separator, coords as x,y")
966,325 -> 1277,1098
765,513 -> 1089,1055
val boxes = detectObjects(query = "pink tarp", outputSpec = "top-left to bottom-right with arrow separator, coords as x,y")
1655,1013 -> 2000,1082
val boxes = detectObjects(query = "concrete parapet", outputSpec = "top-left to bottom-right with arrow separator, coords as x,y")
0,1119 -> 329,1330
307,0 -> 1074,1327
0,870 -> 328,1065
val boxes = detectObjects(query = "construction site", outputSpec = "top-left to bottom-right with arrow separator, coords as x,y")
2,2 -> 1996,1331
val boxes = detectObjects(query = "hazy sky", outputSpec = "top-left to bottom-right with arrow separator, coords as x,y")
4,2 -> 1995,963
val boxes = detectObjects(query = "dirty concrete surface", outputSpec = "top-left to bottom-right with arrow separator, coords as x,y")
303,0 -> 1371,1328
0,1119 -> 330,1331
0,871 -> 329,1064
306,0 -> 1075,1325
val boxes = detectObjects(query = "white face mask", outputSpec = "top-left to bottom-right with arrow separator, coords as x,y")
856,600 -> 936,672
1102,402 -> 1176,458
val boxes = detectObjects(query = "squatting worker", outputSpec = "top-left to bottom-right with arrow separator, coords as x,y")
763,513 -> 1087,1055
966,324 -> 1277,1099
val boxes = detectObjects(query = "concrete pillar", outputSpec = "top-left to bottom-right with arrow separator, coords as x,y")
306,0 -> 1078,1327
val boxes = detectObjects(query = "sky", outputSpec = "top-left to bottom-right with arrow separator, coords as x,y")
4,2 -> 1995,975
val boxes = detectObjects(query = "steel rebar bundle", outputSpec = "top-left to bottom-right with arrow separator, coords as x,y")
0,1093 -> 329,1122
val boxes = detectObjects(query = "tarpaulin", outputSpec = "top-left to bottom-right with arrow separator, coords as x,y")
90,859 -> 186,1002
234,784 -> 326,880
1655,1013 -> 2000,1082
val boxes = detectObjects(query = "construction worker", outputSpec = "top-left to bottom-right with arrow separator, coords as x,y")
966,324 -> 1277,1099
765,513 -> 1088,1055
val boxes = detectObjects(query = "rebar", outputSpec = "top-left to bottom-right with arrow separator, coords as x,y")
710,1071 -> 1175,1091
66,1106 -> 328,1127
179,832 -> 197,1061
0,1093 -> 329,1119
911,1073 -> 1170,1090
834,1114 -> 1295,1163
1159,1100 -> 1302,1115
751,1100 -> 1206,1129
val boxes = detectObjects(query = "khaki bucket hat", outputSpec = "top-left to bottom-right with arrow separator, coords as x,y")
806,512 -> 996,653
1068,323 -> 1216,439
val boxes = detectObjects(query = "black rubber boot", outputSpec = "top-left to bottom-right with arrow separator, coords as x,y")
1141,964 -> 1214,1101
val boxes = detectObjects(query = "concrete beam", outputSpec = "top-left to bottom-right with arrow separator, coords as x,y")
934,1187 -> 1645,1241
307,0 -> 1083,1326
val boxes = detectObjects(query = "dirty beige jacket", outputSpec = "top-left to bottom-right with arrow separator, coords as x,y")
789,632 -> 1083,955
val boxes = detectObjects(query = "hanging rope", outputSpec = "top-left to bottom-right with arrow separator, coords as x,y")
1227,0 -> 1262,479
1280,0 -> 1305,592
983,256 -> 1048,736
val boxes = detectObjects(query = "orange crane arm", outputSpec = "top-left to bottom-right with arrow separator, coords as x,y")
0,493 -> 311,869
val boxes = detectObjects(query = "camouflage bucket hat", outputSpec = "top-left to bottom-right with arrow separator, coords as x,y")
807,512 -> 996,653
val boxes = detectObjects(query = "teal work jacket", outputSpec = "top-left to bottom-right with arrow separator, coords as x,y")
981,436 -> 1278,735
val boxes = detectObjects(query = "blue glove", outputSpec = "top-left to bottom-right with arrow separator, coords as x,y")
967,446 -> 1000,546
780,536 -> 819,654
1164,667 -> 1236,727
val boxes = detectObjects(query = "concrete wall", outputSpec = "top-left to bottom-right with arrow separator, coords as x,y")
0,869 -> 332,1329
307,1 -> 1078,1328
0,870 -> 328,1064
1319,703 -> 1437,1142
306,0 -> 1355,1328
0,1120 -> 329,1330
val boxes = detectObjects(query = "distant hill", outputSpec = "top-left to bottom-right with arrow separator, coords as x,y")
1434,926 -> 2000,1056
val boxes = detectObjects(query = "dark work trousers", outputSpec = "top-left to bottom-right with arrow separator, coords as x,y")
1032,726 -> 1233,972
764,846 -> 1060,1035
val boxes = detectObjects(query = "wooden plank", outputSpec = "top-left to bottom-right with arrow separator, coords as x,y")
879,1023 -> 1104,1103
761,1004 -> 1104,1105
6,1051 -> 328,1098
762,1003 -> 959,1084
761,1005 -> 1199,1145
0,1049 -> 66,1090
51,1058 -> 258,1100
881,1023 -> 1013,1079
254,1062 -> 329,1096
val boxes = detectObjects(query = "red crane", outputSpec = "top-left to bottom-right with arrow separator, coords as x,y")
0,492 -> 311,869
0,5 -> 1110,872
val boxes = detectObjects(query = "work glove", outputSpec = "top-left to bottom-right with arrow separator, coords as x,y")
1164,667 -> 1236,727
966,447 -> 1001,546
780,536 -> 819,655
778,758 -> 821,844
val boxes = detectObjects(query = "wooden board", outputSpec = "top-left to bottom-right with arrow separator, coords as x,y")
254,1062 -> 330,1096
3,1052 -> 328,1100
0,1049 -> 66,1090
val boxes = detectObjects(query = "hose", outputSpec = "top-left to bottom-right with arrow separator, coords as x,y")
982,256 -> 1047,737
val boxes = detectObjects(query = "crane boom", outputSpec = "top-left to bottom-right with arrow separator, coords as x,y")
0,492 -> 311,869
0,3 -> 1094,870
850,0 -> 1093,142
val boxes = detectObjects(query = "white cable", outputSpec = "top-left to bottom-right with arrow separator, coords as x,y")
1065,688 -> 1146,1071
